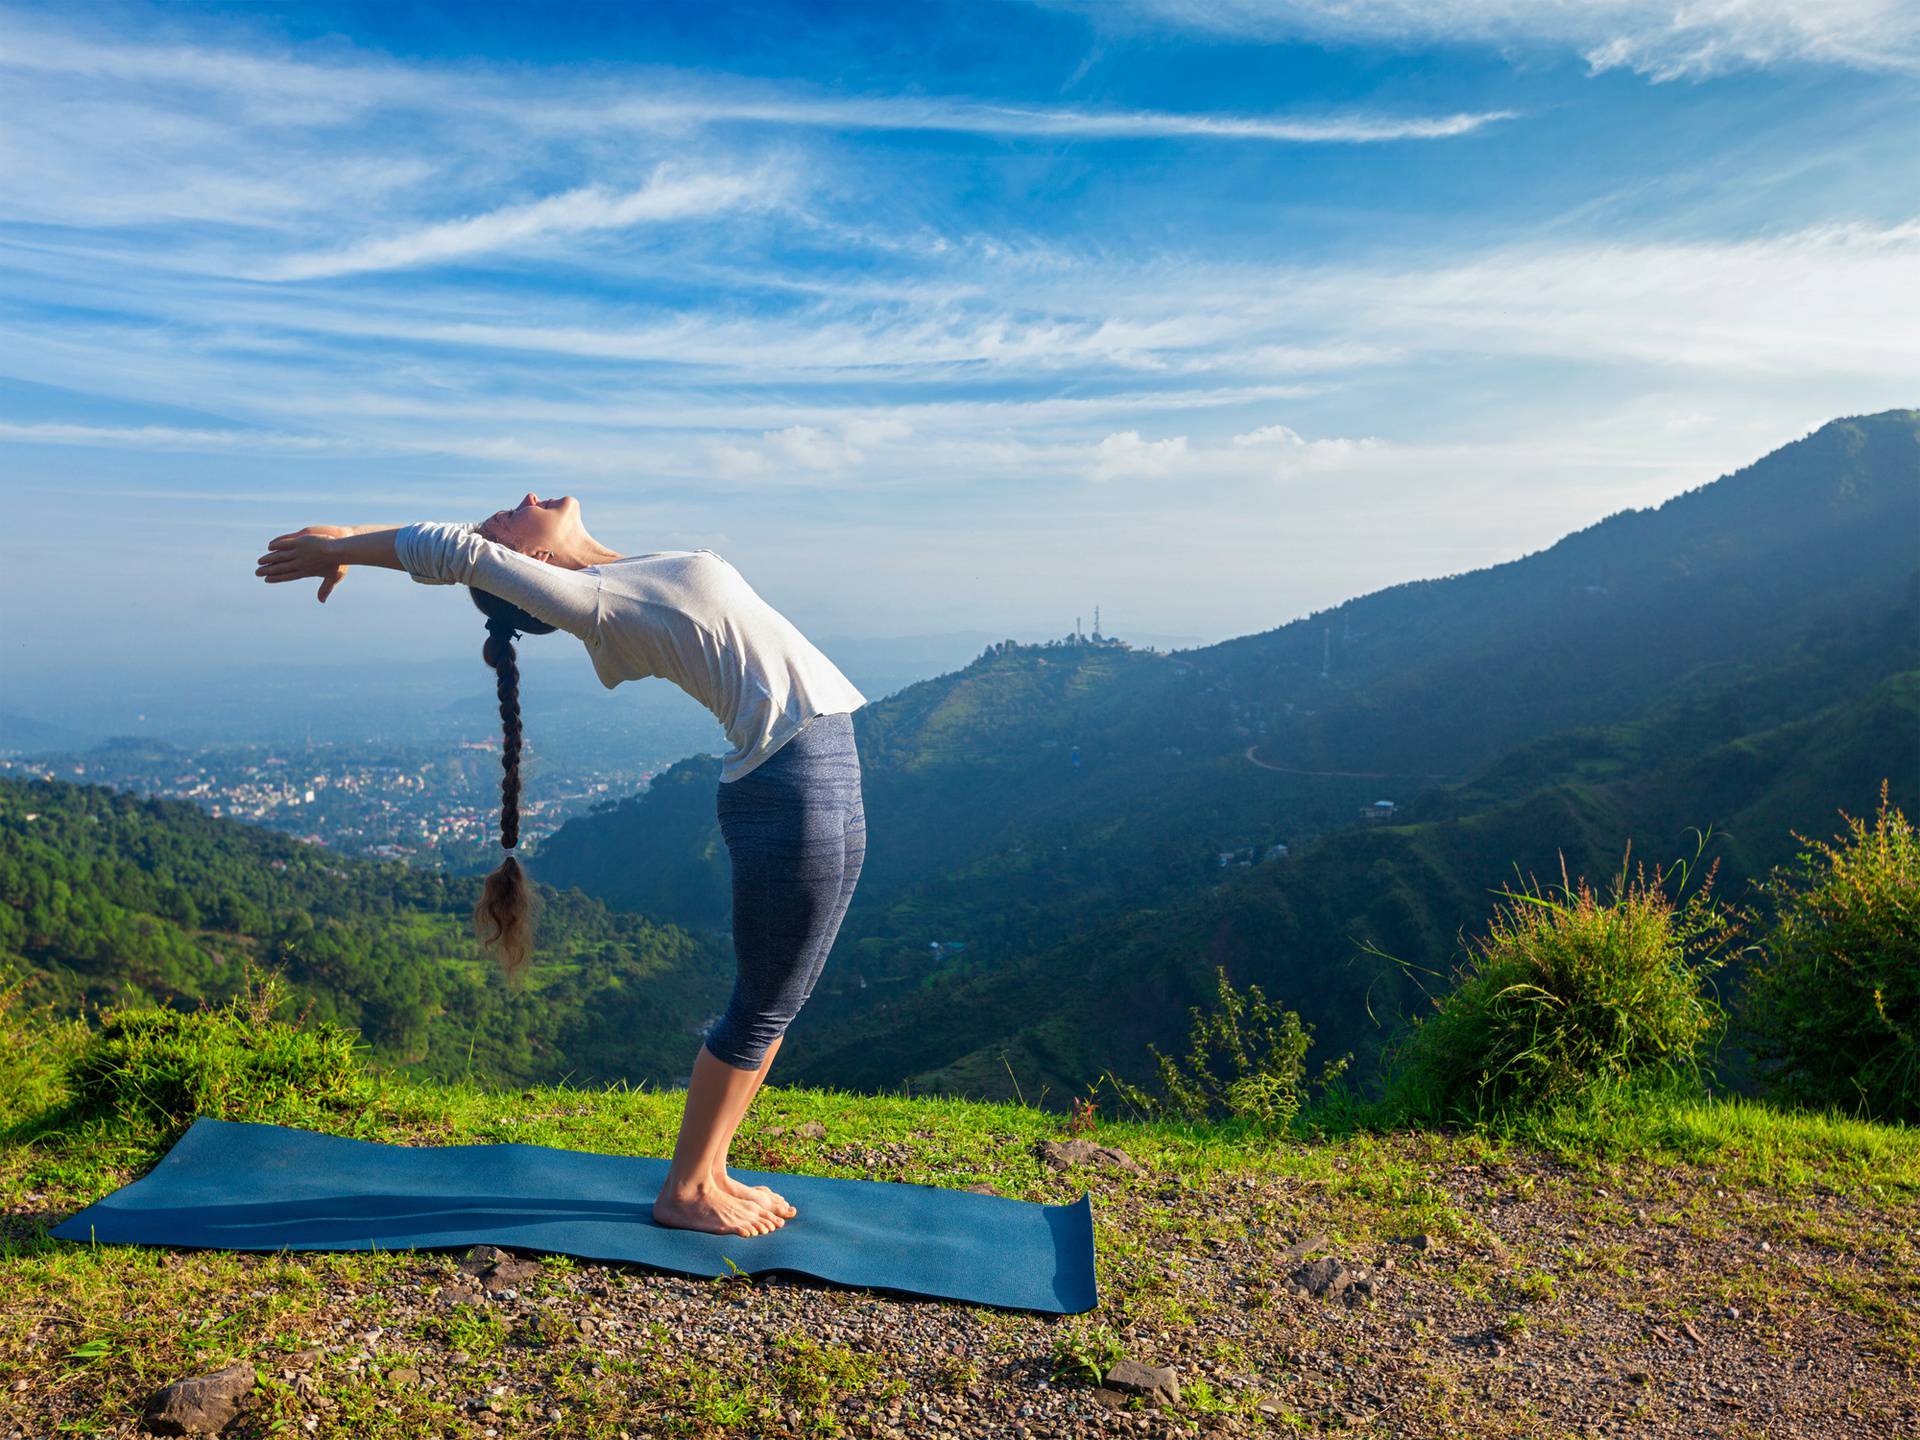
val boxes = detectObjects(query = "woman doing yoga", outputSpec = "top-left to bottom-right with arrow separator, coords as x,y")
255,494 -> 868,1239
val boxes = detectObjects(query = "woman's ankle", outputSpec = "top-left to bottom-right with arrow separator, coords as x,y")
659,1168 -> 720,1201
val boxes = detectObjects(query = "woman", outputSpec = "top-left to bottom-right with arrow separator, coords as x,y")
255,493 -> 868,1239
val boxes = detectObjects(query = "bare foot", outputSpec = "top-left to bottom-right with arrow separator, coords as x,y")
711,1163 -> 797,1220
652,1180 -> 787,1237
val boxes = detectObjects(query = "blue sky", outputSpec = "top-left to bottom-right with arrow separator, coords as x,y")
2,0 -> 1916,687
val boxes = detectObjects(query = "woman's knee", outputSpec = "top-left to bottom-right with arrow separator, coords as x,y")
703,1010 -> 788,1070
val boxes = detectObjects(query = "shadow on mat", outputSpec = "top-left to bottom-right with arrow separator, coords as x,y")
76,1193 -> 675,1241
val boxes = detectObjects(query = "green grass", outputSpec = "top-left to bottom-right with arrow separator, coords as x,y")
4,981 -> 1918,1437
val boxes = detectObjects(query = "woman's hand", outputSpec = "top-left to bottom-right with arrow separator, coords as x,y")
257,525 -> 353,602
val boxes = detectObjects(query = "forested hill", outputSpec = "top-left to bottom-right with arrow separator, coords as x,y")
535,410 -> 1920,1097
0,779 -> 733,1087
1195,407 -> 1920,773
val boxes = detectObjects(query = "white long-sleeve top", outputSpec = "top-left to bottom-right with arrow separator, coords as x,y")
393,522 -> 867,782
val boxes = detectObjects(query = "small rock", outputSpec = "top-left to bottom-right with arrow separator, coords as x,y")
1278,1232 -> 1331,1265
461,1244 -> 515,1272
1287,1256 -> 1377,1305
1104,1358 -> 1181,1406
1037,1138 -> 1144,1173
460,1244 -> 541,1294
796,1121 -> 827,1139
964,1182 -> 998,1195
142,1363 -> 256,1436
388,1367 -> 421,1387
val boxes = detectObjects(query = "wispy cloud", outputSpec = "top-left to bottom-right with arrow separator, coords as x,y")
262,168 -> 783,280
583,93 -> 1516,143
1054,0 -> 1920,79
0,421 -> 367,452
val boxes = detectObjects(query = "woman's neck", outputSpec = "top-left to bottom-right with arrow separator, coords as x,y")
554,534 -> 626,569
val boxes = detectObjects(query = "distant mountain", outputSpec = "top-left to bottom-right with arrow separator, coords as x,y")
0,709 -> 97,756
536,410 -> 1920,1096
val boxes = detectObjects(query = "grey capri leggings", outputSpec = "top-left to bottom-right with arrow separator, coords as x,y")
703,709 -> 866,1070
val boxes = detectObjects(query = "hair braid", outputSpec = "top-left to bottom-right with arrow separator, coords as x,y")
488,628 -> 524,850
469,601 -> 554,985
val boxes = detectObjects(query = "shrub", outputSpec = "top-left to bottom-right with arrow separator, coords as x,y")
1744,781 -> 1919,1122
1110,965 -> 1348,1131
1390,847 -> 1731,1124
65,972 -> 374,1130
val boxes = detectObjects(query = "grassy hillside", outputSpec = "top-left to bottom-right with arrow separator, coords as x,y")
0,779 -> 732,1088
2,992 -> 1914,1438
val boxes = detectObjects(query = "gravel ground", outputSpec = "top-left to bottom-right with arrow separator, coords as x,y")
5,1136 -> 1916,1438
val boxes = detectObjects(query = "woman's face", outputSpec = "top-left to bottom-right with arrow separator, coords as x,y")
480,492 -> 582,556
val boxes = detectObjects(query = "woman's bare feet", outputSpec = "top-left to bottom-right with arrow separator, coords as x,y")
652,1179 -> 787,1237
711,1163 -> 797,1219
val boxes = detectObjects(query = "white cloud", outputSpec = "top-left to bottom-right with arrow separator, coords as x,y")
1059,1 -> 1920,79
1091,430 -> 1190,481
0,13 -> 1509,158
1231,424 -> 1386,474
704,418 -> 916,483
587,93 -> 1515,143
262,169 -> 778,280
0,420 -> 365,452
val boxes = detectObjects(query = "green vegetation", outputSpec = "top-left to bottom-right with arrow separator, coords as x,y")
63,973 -> 374,1130
1745,781 -> 1919,1121
1385,850 -> 1731,1124
0,778 -> 731,1089
4,972 -> 1918,1437
1109,965 -> 1347,1131
1049,1320 -> 1125,1384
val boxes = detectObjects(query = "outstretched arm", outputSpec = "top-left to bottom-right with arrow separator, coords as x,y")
255,525 -> 410,604
257,522 -> 602,642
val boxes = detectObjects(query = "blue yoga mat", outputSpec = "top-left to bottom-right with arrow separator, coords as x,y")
52,1118 -> 1098,1315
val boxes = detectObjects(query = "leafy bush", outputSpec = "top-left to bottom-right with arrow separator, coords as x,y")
1111,965 -> 1347,1131
65,972 -> 374,1130
1389,848 -> 1731,1124
1744,781 -> 1919,1122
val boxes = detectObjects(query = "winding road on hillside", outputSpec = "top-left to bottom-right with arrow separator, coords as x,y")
1243,744 -> 1464,783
